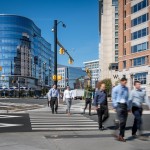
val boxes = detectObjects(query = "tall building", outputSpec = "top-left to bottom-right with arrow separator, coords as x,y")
118,0 -> 150,96
83,60 -> 100,88
57,65 -> 86,90
99,0 -> 119,85
0,15 -> 54,94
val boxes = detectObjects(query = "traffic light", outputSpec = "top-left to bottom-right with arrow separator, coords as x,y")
57,75 -> 62,81
68,58 -> 73,64
59,48 -> 65,55
85,68 -> 90,74
0,66 -> 2,71
52,75 -> 57,81
52,75 -> 62,81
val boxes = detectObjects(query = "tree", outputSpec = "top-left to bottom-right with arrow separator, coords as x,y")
97,78 -> 112,96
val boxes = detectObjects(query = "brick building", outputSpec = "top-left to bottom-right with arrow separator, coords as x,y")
118,0 -> 150,96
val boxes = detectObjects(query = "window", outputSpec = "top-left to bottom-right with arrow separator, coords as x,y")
123,61 -> 126,69
131,0 -> 148,14
124,36 -> 126,43
115,38 -> 118,43
123,48 -> 126,55
131,42 -> 148,53
134,72 -> 148,84
115,19 -> 118,24
115,25 -> 118,30
115,50 -> 118,55
115,13 -> 118,18
115,56 -> 118,62
131,27 -> 148,40
124,0 -> 126,5
115,44 -> 118,49
133,56 -> 146,66
115,32 -> 118,36
124,11 -> 126,18
124,23 -> 126,30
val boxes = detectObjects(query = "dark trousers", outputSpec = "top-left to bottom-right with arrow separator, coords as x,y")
116,103 -> 128,137
97,105 -> 109,128
84,98 -> 92,115
132,106 -> 143,135
50,97 -> 58,113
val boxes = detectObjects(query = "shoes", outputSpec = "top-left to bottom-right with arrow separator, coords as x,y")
55,111 -> 58,114
117,135 -> 126,142
132,134 -> 137,138
99,125 -> 105,131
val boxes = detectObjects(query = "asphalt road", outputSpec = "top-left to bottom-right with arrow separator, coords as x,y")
85,112 -> 150,131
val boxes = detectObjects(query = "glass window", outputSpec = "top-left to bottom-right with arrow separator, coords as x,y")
115,19 -> 118,24
115,25 -> 118,30
134,72 -> 148,84
123,48 -> 126,55
115,38 -> 118,43
115,32 -> 118,36
115,44 -> 118,49
131,28 -> 148,40
133,56 -> 146,66
131,0 -> 148,14
123,61 -> 126,69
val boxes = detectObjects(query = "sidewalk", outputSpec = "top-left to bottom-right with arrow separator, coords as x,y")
0,130 -> 149,150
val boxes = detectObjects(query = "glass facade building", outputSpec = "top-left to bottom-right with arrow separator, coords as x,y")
0,15 -> 54,94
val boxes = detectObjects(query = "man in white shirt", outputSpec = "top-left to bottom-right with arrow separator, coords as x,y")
63,86 -> 74,115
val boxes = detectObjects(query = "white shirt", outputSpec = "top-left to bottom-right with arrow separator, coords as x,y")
63,90 -> 74,101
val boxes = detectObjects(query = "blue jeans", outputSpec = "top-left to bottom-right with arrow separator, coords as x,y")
66,98 -> 72,113
132,106 -> 143,135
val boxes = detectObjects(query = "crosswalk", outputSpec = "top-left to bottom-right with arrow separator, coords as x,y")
29,111 -> 98,131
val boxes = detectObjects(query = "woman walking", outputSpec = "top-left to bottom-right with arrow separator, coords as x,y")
63,86 -> 74,115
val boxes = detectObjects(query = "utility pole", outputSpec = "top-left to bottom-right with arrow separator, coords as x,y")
54,20 -> 58,87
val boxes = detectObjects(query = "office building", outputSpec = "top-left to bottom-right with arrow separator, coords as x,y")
0,15 -> 54,95
118,0 -> 150,96
99,0 -> 119,85
57,65 -> 86,90
83,60 -> 100,88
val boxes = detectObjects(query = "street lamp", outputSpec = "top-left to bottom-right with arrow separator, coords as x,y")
52,20 -> 66,88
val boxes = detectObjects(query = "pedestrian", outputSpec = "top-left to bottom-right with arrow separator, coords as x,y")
129,80 -> 148,139
112,77 -> 129,142
94,82 -> 109,131
49,84 -> 59,114
83,88 -> 93,115
63,86 -> 74,116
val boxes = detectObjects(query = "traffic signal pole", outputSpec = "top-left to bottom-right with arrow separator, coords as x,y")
54,20 -> 58,87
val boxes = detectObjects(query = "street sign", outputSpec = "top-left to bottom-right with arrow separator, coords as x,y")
0,66 -> 2,71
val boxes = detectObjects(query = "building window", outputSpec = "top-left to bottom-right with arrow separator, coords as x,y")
124,36 -> 126,43
131,42 -> 148,53
115,13 -> 118,18
115,32 -> 118,36
115,44 -> 118,49
134,72 -> 148,84
124,0 -> 126,5
123,48 -> 126,55
115,19 -> 118,24
124,11 -> 126,18
131,13 -> 149,27
115,38 -> 118,43
133,56 -> 147,66
131,27 -> 148,40
124,23 -> 126,30
115,56 -> 118,62
131,0 -> 148,14
115,25 -> 118,30
115,50 -> 118,55
123,61 -> 126,69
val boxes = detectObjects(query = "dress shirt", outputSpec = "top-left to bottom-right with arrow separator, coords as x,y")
112,84 -> 129,108
129,88 -> 146,109
94,90 -> 107,106
63,90 -> 74,101
49,88 -> 59,99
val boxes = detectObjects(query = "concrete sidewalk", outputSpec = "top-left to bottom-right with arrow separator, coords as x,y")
0,130 -> 149,150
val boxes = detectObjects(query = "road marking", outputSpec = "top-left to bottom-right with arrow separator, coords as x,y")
0,123 -> 23,128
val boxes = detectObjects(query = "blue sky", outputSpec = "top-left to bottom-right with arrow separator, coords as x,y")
0,0 -> 99,67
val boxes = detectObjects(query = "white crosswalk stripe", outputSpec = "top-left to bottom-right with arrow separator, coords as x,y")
29,112 -> 98,131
